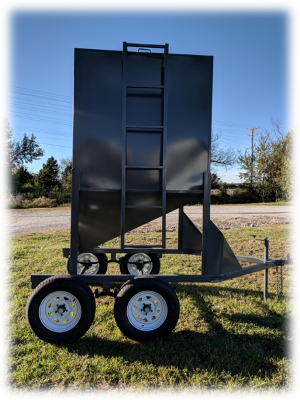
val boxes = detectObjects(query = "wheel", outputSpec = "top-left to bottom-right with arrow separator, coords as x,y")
66,253 -> 108,275
119,253 -> 160,275
26,275 -> 96,342
114,276 -> 180,341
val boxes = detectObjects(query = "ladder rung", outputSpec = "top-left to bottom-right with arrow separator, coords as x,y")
125,205 -> 162,209
126,189 -> 161,193
126,166 -> 163,170
124,245 -> 164,248
127,85 -> 164,89
126,125 -> 164,130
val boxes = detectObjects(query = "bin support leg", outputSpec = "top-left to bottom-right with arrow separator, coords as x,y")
201,172 -> 211,275
70,168 -> 80,275
263,238 -> 269,301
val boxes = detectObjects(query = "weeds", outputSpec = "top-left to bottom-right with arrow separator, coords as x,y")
7,195 -> 58,209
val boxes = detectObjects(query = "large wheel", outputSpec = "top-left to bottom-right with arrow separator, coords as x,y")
66,253 -> 108,275
114,276 -> 180,341
26,275 -> 96,342
119,253 -> 160,275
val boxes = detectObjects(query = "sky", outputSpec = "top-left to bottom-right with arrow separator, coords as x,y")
6,5 -> 294,183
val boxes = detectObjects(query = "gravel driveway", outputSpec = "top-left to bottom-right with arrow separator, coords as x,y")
8,205 -> 294,237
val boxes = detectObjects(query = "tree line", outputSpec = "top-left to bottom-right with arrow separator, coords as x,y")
5,118 -> 72,207
5,117 -> 293,208
236,119 -> 293,203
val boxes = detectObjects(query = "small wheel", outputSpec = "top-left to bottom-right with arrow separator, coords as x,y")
26,275 -> 96,342
114,276 -> 180,341
119,253 -> 160,275
66,253 -> 108,275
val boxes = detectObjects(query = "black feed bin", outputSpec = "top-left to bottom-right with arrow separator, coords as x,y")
27,43 -> 290,343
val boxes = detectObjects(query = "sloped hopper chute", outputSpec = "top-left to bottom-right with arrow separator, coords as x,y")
203,221 -> 242,275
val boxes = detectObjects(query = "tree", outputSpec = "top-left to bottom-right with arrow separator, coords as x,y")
253,132 -> 279,202
237,120 -> 293,202
211,172 -> 221,188
210,130 -> 236,185
237,149 -> 253,185
238,132 -> 282,202
4,117 -> 44,171
211,129 -> 236,169
280,122 -> 300,198
12,165 -> 34,193
59,157 -> 72,194
35,156 -> 60,191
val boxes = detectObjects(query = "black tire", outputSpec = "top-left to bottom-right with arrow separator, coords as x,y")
66,253 -> 108,275
119,253 -> 160,275
26,275 -> 96,342
114,276 -> 180,341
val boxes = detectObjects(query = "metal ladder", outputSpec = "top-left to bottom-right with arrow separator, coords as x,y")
121,42 -> 169,249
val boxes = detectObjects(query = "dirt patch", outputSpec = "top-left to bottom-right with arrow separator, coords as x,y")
129,214 -> 292,234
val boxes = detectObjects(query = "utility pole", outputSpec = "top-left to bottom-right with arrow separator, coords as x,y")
246,127 -> 259,186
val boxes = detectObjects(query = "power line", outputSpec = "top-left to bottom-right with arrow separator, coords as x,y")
10,96 -> 72,108
11,112 -> 72,126
13,125 -> 71,137
11,85 -> 72,98
10,103 -> 72,117
214,119 -> 258,129
10,91 -> 72,104
10,96 -> 72,109
12,134 -> 72,148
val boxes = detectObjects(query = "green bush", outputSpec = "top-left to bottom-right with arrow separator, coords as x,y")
48,188 -> 71,205
7,194 -> 58,209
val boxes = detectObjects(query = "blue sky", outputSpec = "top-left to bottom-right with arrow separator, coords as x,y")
8,8 -> 290,182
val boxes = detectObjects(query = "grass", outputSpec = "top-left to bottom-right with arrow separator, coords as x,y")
7,224 -> 293,392
208,201 -> 293,206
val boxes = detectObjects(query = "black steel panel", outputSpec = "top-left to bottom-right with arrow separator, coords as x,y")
181,212 -> 203,252
73,47 -> 213,251
166,55 -> 213,191
126,89 -> 163,127
126,192 -> 162,207
126,130 -> 162,167
126,52 -> 164,87
204,220 -> 242,275
73,49 -> 123,190
126,170 -> 162,191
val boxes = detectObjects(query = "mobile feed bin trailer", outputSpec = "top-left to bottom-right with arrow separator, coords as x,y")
27,42 -> 291,343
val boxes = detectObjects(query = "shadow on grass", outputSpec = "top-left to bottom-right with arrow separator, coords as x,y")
186,283 -> 289,328
187,282 -> 280,299
59,284 -> 289,380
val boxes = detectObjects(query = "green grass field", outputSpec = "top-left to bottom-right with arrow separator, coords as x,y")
7,224 -> 293,392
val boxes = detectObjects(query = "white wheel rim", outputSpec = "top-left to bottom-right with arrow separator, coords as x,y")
127,290 -> 168,331
39,291 -> 82,333
77,253 -> 99,274
127,253 -> 153,275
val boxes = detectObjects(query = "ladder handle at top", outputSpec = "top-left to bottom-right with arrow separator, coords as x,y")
138,48 -> 151,53
124,42 -> 168,50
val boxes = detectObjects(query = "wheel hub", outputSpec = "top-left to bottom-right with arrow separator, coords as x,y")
77,253 -> 100,274
56,304 -> 68,315
39,291 -> 82,333
127,290 -> 168,331
128,253 -> 153,275
142,303 -> 152,314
